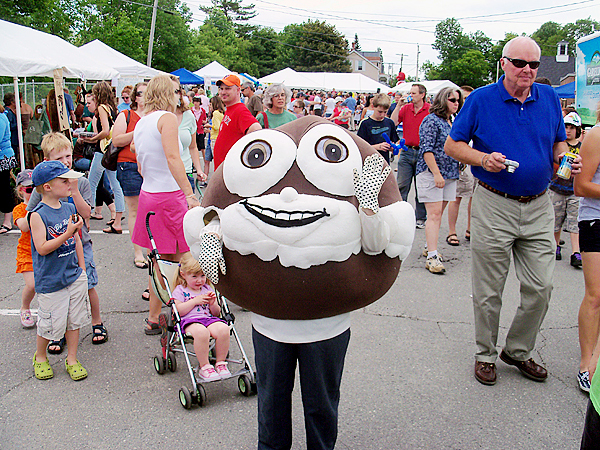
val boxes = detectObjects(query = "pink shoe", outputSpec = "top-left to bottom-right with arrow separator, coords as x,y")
215,361 -> 231,379
197,364 -> 220,381
20,309 -> 36,328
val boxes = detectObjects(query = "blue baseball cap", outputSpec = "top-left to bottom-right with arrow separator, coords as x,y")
32,160 -> 83,187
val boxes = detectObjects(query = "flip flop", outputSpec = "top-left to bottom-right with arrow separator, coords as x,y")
446,234 -> 460,246
90,213 -> 103,220
103,224 -> 122,234
47,336 -> 66,355
106,218 -> 115,226
92,323 -> 108,345
0,224 -> 11,235
465,230 -> 471,241
134,259 -> 148,269
145,318 -> 161,335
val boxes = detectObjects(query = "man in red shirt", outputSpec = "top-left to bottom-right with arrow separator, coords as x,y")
391,84 -> 430,228
213,74 -> 262,169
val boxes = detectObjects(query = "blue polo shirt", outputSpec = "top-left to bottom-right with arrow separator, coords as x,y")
450,75 -> 566,196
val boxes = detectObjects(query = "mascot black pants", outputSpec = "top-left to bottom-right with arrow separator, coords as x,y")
253,327 -> 351,450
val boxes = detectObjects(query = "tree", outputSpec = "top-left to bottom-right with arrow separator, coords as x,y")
246,27 -> 283,77
353,33 -> 361,51
199,0 -> 257,37
423,18 -> 492,87
531,21 -> 564,56
277,20 -> 351,73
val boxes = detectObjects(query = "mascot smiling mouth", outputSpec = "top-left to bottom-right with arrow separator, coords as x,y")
241,199 -> 331,228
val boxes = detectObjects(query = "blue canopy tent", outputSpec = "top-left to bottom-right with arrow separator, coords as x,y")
240,72 -> 259,86
554,81 -> 575,99
170,68 -> 204,85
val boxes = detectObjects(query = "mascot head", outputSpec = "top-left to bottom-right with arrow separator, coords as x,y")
186,116 -> 414,319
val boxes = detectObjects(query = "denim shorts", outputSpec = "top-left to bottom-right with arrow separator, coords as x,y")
83,242 -> 98,290
116,161 -> 143,197
205,140 -> 213,162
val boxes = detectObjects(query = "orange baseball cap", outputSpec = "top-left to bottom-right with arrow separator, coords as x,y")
216,74 -> 241,87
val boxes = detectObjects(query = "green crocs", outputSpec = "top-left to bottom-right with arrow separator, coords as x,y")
65,359 -> 88,381
33,352 -> 54,380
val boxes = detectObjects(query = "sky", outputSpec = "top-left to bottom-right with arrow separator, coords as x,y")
182,0 -> 600,78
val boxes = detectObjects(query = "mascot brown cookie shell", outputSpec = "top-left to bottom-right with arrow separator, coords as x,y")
184,116 -> 415,320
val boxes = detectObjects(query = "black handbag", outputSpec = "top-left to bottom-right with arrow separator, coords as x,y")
101,110 -> 130,171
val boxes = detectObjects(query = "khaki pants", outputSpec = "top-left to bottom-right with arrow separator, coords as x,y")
471,186 -> 555,363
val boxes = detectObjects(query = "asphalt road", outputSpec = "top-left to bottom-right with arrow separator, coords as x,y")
0,188 -> 589,450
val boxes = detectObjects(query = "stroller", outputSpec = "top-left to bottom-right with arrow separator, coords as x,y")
145,212 -> 257,409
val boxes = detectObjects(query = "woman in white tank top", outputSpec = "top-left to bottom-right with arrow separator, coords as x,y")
131,74 -> 200,335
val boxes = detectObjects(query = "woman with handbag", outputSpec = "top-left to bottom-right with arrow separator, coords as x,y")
81,81 -> 125,234
112,82 -> 148,268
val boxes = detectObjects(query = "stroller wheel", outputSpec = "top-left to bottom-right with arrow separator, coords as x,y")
195,383 -> 207,407
179,386 -> 193,409
167,352 -> 177,372
238,374 -> 252,397
153,355 -> 166,374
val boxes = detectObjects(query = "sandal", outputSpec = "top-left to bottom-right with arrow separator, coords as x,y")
145,318 -> 161,335
92,323 -> 108,345
0,224 -> 11,235
33,352 -> 54,380
142,288 -> 150,301
465,230 -> 471,241
90,213 -> 103,220
134,259 -> 148,269
106,218 -> 115,226
65,359 -> 88,381
446,233 -> 460,246
103,224 -> 122,234
47,336 -> 66,355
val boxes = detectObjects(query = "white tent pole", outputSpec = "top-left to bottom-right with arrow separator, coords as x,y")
13,77 -> 25,171
23,77 -> 27,104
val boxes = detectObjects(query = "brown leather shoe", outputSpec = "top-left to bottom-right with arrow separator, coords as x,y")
474,361 -> 497,385
499,350 -> 547,382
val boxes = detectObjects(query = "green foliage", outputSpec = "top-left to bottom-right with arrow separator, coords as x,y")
353,33 -> 361,51
532,18 -> 600,56
199,0 -> 257,38
246,27 -> 283,77
278,20 -> 350,73
0,0 -> 82,39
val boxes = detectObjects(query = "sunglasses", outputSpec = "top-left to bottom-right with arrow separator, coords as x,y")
122,96 -> 130,100
24,186 -> 34,193
135,91 -> 144,97
447,98 -> 459,103
504,57 -> 540,69
174,89 -> 181,95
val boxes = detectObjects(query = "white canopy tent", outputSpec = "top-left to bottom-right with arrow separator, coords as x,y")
79,40 -> 165,79
0,19 -> 119,170
390,80 -> 460,96
259,68 -> 391,93
194,61 -> 231,83
259,68 -> 323,90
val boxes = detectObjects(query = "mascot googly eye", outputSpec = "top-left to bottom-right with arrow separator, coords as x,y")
184,116 -> 415,320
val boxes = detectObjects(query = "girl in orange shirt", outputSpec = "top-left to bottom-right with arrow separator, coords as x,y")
13,169 -> 36,328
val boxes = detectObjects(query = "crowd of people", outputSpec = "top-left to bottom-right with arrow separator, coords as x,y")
1,34 -> 600,449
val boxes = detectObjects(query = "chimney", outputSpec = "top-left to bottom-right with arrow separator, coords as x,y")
556,40 -> 569,63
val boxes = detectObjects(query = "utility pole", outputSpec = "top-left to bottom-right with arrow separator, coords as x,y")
147,0 -> 159,67
396,53 -> 407,72
415,44 -> 420,81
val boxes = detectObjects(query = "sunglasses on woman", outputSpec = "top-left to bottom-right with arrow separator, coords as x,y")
24,186 -> 34,193
447,98 -> 459,103
504,57 -> 540,69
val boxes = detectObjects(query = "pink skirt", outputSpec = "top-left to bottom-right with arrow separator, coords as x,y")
132,189 -> 190,255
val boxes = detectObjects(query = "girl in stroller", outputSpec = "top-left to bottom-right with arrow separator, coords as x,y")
173,254 -> 231,381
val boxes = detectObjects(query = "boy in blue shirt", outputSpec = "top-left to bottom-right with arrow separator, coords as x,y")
357,93 -> 399,164
30,160 -> 90,381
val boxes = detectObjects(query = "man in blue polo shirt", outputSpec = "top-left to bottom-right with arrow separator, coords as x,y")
445,36 -> 578,386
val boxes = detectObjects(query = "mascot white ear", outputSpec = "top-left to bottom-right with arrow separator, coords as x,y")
185,116 -> 415,320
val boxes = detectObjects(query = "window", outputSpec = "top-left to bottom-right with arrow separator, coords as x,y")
357,61 -> 363,71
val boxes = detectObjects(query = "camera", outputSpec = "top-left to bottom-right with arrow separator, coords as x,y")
503,159 -> 519,173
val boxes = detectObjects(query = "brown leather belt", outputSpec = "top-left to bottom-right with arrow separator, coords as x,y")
478,181 -> 546,204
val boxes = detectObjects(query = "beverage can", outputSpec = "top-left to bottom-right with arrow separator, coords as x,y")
556,152 -> 577,180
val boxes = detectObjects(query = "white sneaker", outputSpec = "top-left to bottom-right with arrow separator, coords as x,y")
197,364 -> 220,382
426,255 -> 445,274
215,361 -> 231,379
